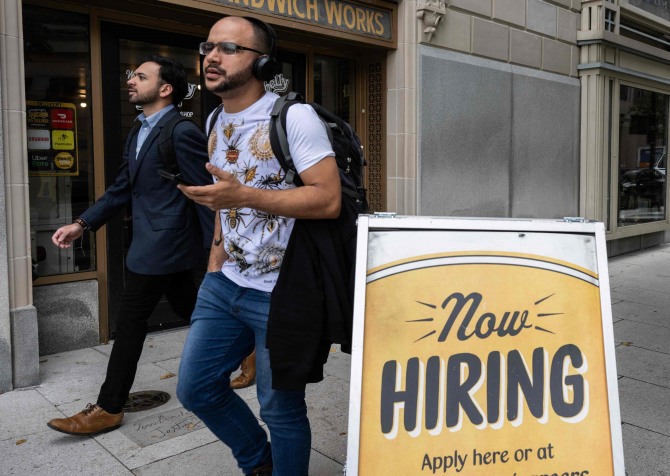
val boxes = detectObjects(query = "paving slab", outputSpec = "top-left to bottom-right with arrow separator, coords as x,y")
621,423 -> 670,476
613,319 -> 670,354
610,285 -> 670,309
617,377 -> 670,436
306,373 -> 350,464
38,347 -> 109,384
1,429 -> 132,476
0,389 -> 64,441
37,361 -> 176,408
154,356 -> 180,374
131,440 -> 237,475
36,346 -> 109,407
611,299 -> 669,329
608,266 -> 668,291
323,346 -> 352,383
131,439 -> 344,475
616,345 -> 670,387
307,450 -> 345,475
94,328 -> 188,364
119,406 -> 205,448
610,244 -> 670,267
94,422 -> 218,470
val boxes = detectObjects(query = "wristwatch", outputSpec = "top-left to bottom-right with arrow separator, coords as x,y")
73,217 -> 90,231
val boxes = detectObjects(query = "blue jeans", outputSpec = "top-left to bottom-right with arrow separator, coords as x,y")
177,272 -> 310,476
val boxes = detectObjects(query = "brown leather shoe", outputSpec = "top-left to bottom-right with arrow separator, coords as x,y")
230,349 -> 256,389
47,403 -> 124,436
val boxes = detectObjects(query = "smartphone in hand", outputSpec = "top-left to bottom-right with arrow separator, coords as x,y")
157,169 -> 196,186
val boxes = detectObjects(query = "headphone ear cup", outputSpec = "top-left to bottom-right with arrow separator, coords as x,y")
253,55 -> 279,82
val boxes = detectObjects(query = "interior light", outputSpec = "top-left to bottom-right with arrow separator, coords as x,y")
80,102 -> 87,108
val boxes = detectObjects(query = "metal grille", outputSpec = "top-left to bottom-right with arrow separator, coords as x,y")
367,62 -> 384,213
123,390 -> 171,412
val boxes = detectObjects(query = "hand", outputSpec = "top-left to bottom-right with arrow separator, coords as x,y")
52,223 -> 84,249
178,163 -> 244,211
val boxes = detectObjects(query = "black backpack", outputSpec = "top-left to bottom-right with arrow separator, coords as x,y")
157,114 -> 191,173
207,92 -> 369,211
268,92 -> 368,212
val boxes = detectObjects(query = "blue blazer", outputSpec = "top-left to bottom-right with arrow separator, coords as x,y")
81,107 -> 214,275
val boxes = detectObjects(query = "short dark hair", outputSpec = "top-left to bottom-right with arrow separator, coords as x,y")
144,55 -> 188,105
245,18 -> 274,57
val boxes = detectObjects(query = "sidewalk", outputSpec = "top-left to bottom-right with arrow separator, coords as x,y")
1,244 -> 669,475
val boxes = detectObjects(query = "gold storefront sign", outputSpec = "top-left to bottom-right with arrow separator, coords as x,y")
168,0 -> 394,42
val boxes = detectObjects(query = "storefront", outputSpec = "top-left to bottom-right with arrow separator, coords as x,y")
580,0 -> 670,254
1,0 -> 395,389
5,0 -> 670,391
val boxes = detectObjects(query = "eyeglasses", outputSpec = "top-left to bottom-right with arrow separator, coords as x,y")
199,42 -> 265,56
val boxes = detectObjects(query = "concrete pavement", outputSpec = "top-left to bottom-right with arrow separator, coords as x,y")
1,244 -> 669,475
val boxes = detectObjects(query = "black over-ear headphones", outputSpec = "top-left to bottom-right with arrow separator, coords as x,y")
243,16 -> 279,82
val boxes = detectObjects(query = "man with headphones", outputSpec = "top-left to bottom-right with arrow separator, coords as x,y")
176,16 -> 341,476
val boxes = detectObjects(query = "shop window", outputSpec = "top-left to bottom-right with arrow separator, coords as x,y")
24,6 -> 94,278
618,85 -> 668,226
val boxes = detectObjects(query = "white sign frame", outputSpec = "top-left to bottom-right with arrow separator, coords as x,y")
346,215 -> 624,475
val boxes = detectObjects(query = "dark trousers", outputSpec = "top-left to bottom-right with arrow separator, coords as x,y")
97,268 -> 197,414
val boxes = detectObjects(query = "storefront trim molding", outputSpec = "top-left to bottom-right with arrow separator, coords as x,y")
578,30 -> 670,66
578,61 -> 670,86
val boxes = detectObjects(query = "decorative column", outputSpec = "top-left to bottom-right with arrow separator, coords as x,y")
1,0 -> 40,390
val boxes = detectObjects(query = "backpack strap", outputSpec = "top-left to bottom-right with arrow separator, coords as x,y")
207,103 -> 224,138
157,113 -> 190,173
269,92 -> 305,187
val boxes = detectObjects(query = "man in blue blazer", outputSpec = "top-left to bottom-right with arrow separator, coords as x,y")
47,55 -> 214,436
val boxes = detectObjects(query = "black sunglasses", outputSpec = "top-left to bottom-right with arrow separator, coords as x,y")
199,42 -> 265,56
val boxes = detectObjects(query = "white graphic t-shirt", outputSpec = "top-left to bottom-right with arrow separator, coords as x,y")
207,91 -> 334,292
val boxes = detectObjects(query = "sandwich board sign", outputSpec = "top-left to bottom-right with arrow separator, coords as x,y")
346,215 -> 624,476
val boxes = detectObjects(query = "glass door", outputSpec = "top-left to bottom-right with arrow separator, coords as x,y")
313,54 -> 356,126
100,22 -> 217,335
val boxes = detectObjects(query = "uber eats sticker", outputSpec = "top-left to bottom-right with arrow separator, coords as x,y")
351,225 -> 622,476
26,101 -> 78,176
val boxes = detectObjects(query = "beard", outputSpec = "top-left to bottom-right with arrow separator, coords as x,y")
207,65 -> 255,94
129,86 -> 161,106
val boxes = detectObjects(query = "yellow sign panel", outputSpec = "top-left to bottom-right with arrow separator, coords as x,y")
348,218 -> 624,476
52,130 -> 75,150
